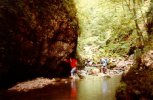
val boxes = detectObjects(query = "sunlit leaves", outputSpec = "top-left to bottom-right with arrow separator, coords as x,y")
76,0 -> 151,59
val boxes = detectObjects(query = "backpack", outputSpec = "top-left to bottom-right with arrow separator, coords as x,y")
100,58 -> 109,64
105,58 -> 109,64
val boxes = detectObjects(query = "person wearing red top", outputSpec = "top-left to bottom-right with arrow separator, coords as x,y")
64,58 -> 77,78
70,58 -> 77,78
65,57 -> 77,78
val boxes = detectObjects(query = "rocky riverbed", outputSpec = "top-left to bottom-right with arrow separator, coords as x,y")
7,56 -> 133,92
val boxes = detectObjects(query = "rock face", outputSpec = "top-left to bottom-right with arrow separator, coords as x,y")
0,0 -> 79,87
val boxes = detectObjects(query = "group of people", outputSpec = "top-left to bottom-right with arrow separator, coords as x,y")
86,58 -> 109,74
65,57 -> 109,78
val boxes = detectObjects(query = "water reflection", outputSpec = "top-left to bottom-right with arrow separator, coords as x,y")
1,76 -> 121,100
77,76 -> 121,100
70,79 -> 77,100
102,79 -> 108,94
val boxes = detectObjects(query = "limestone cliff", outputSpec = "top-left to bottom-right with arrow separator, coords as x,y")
0,0 -> 79,87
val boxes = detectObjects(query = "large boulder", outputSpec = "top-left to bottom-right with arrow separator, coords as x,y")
0,0 -> 79,87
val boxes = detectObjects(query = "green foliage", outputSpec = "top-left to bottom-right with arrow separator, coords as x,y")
76,0 -> 150,60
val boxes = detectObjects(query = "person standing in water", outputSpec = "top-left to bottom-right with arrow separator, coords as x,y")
100,58 -> 109,74
70,57 -> 78,78
65,57 -> 78,78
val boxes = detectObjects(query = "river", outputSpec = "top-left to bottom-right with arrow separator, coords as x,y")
0,75 -> 121,100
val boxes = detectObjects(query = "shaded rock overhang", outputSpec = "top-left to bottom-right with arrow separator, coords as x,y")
0,0 -> 79,87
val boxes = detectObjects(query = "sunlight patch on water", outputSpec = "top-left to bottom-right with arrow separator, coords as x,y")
77,75 -> 121,100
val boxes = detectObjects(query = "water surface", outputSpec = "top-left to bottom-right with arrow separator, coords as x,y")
0,75 -> 121,100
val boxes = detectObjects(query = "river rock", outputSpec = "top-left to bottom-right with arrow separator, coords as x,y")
141,50 -> 153,68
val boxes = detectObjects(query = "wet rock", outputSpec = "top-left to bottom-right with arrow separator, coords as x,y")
142,50 -> 153,68
78,70 -> 87,77
84,67 -> 100,75
91,68 -> 100,75
116,61 -> 127,68
8,77 -> 56,92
